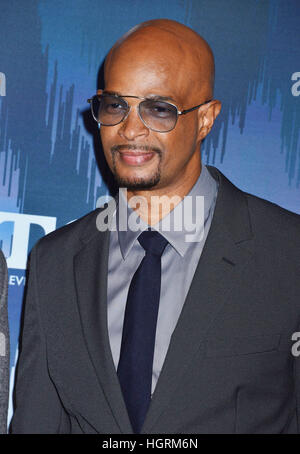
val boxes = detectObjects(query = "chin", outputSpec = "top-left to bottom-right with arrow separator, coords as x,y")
114,172 -> 161,190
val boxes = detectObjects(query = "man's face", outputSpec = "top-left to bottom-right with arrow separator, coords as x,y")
100,38 -> 208,193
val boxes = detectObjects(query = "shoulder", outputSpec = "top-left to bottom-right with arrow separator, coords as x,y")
241,191 -> 300,267
32,208 -> 102,258
208,165 -> 300,244
244,191 -> 300,240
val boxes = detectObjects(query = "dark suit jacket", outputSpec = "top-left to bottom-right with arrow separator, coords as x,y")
11,166 -> 300,433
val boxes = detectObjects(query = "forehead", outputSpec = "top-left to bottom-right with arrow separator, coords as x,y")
104,36 -> 194,104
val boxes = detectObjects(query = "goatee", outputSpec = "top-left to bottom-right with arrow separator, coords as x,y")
111,144 -> 162,190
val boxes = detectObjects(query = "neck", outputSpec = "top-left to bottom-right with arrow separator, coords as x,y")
125,162 -> 202,226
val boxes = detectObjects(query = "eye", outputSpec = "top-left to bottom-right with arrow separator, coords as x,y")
106,102 -> 122,112
102,97 -> 127,115
145,101 -> 175,119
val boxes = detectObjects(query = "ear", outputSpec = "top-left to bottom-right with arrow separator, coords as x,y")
197,100 -> 221,141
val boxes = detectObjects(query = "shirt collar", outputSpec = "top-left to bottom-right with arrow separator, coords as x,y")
115,164 -> 218,259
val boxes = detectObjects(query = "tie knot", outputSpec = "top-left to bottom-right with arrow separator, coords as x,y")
138,230 -> 168,257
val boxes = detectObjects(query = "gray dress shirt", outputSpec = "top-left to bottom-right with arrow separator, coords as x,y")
107,164 -> 219,395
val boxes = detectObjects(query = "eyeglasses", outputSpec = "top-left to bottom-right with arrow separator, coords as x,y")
87,93 -> 211,133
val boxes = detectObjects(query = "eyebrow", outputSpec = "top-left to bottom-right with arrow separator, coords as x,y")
102,90 -> 176,103
146,94 -> 176,103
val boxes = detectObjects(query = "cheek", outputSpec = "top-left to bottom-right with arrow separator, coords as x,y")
99,132 -> 114,168
100,128 -> 117,152
161,120 -> 198,165
100,127 -> 115,148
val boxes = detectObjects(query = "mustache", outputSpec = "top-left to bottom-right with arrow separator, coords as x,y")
111,144 -> 162,155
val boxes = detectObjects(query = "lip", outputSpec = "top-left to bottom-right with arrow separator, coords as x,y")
118,150 -> 156,166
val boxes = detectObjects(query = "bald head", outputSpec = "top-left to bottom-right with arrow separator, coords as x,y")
104,19 -> 215,101
100,19 -> 221,200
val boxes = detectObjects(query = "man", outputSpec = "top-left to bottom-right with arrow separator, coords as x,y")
11,19 -> 300,433
0,249 -> 9,434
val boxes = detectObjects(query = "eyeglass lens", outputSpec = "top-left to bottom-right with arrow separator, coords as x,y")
92,95 -> 178,132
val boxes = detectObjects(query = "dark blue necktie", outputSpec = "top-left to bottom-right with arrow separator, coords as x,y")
117,229 -> 168,434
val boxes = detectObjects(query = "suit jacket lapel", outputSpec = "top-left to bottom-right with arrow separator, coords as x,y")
142,166 -> 255,433
74,208 -> 133,434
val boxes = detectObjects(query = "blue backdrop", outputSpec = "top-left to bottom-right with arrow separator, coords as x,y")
0,0 -> 299,422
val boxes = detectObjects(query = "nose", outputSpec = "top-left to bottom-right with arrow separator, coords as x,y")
117,104 -> 150,141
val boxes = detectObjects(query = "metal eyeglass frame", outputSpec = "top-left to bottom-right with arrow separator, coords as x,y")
87,92 -> 212,132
